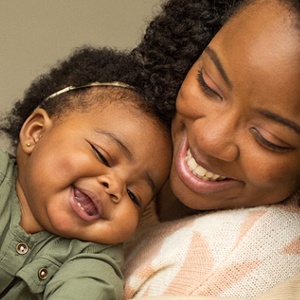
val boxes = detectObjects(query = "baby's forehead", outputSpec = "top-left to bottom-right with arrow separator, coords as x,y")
79,88 -> 145,110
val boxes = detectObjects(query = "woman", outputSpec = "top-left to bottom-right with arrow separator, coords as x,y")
123,0 -> 300,299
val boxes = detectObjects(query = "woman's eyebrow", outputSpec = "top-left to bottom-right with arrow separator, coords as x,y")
256,108 -> 300,135
204,47 -> 300,135
204,46 -> 233,88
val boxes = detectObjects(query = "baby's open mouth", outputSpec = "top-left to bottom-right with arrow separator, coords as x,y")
74,188 -> 99,216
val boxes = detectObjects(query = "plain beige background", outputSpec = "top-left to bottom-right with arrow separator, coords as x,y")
0,0 -> 163,150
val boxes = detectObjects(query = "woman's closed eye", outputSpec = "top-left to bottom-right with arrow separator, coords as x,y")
197,69 -> 222,100
250,127 -> 292,153
91,144 -> 110,166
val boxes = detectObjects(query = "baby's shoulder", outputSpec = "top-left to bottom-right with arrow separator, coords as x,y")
0,148 -> 15,188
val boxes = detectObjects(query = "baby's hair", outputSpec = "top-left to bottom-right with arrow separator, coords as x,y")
0,46 -> 169,149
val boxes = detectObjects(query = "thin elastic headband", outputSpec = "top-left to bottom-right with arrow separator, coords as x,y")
40,81 -> 135,106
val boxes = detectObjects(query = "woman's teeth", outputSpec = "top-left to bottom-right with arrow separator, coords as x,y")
186,149 -> 226,181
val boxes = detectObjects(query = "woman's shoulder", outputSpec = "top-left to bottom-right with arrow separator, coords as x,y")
129,195 -> 300,249
123,198 -> 300,299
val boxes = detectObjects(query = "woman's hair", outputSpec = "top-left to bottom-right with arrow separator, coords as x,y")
0,46 -> 169,149
133,0 -> 299,121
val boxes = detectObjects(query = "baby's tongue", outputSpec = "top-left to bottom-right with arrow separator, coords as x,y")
74,189 -> 98,216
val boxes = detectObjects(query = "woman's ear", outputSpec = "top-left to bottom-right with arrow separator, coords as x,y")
19,108 -> 53,154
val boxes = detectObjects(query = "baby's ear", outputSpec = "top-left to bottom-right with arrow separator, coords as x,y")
19,108 -> 53,154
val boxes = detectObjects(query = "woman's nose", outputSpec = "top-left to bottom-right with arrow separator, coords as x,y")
193,115 -> 239,162
99,175 -> 124,203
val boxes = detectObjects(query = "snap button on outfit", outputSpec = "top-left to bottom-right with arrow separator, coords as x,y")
38,268 -> 48,280
16,242 -> 28,255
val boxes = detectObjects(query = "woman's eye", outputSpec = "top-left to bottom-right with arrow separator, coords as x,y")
197,69 -> 222,100
91,145 -> 110,166
250,128 -> 291,153
127,189 -> 141,207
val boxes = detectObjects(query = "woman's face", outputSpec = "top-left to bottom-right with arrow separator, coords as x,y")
171,0 -> 300,210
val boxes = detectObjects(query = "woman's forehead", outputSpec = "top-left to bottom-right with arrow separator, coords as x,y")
197,0 -> 300,137
209,0 -> 300,95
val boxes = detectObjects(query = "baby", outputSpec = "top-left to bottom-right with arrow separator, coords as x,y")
0,46 -> 172,299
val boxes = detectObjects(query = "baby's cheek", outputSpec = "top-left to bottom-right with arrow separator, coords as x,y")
120,211 -> 140,242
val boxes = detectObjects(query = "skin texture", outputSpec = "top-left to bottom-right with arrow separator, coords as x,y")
170,0 -> 300,210
15,96 -> 172,244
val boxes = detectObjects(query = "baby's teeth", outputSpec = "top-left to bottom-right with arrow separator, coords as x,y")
75,200 -> 85,211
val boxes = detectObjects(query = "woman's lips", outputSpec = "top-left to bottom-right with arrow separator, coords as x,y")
69,187 -> 102,221
175,136 -> 241,194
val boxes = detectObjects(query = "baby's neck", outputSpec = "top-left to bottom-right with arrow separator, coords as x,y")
16,179 -> 44,234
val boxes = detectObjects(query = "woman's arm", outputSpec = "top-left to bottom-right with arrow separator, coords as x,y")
124,195 -> 300,299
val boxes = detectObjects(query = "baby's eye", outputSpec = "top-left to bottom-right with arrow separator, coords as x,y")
91,144 -> 110,166
127,189 -> 141,207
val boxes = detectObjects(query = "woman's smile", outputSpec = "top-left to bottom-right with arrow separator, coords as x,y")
186,149 -> 226,181
174,134 -> 242,195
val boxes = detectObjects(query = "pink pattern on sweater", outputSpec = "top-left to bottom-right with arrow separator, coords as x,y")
123,192 -> 300,299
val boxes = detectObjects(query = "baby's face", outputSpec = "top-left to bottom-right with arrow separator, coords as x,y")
16,100 -> 172,244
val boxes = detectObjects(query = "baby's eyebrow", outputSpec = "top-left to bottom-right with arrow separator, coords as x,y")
94,129 -> 157,197
256,108 -> 300,135
95,130 -> 133,161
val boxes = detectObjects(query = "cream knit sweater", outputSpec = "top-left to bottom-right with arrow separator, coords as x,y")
123,192 -> 300,299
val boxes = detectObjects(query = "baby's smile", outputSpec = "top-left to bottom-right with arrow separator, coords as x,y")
69,187 -> 102,221
74,188 -> 99,216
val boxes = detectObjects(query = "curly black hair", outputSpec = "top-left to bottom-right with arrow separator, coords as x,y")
132,0 -> 242,122
133,0 -> 299,121
0,46 -> 169,149
3,0 -> 298,150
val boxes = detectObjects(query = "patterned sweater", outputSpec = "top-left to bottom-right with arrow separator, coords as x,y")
123,192 -> 300,299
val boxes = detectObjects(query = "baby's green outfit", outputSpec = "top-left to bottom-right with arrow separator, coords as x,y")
0,149 -> 123,300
